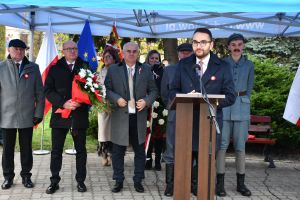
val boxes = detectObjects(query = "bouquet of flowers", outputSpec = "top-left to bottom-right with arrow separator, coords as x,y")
75,68 -> 110,112
55,68 -> 110,118
147,98 -> 168,139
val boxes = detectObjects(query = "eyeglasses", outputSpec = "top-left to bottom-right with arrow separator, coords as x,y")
63,47 -> 78,52
192,40 -> 212,47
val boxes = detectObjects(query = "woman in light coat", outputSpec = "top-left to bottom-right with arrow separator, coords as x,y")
97,48 -> 120,166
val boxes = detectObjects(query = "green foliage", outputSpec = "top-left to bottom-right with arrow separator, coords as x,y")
0,25 -> 6,60
15,110 -> 98,153
246,37 -> 300,70
138,38 -> 164,56
249,56 -> 300,149
55,33 -> 70,55
215,37 -> 300,71
86,108 -> 98,139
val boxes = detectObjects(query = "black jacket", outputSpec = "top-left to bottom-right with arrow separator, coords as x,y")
44,57 -> 89,129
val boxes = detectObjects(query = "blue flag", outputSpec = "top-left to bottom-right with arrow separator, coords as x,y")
78,20 -> 98,72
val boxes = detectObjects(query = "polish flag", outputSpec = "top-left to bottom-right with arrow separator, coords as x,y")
283,65 -> 300,127
35,20 -> 58,115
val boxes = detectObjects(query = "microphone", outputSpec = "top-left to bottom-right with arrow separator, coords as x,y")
192,64 -> 201,71
192,63 -> 220,134
192,64 -> 203,94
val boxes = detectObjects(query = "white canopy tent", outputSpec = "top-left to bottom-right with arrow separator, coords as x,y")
0,1 -> 300,39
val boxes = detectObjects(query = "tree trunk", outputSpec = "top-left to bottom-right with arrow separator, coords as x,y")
163,38 -> 178,65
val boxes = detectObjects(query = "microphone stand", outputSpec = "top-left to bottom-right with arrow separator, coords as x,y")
196,64 -> 220,200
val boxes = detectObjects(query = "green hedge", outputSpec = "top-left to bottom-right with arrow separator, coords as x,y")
249,56 -> 300,149
86,108 -> 98,140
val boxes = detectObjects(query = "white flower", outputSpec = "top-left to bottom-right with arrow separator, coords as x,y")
87,70 -> 92,76
152,112 -> 158,118
102,88 -> 106,98
147,121 -> 150,127
86,81 -> 93,87
90,87 -> 95,92
86,77 -> 93,83
93,83 -> 99,89
78,69 -> 86,78
153,101 -> 160,108
84,85 -> 88,89
158,119 -> 165,125
162,109 -> 168,116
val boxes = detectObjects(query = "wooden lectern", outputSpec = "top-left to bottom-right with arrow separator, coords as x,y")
170,93 -> 225,200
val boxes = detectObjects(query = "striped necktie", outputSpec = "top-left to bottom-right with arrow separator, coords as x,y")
128,68 -> 135,109
198,61 -> 204,77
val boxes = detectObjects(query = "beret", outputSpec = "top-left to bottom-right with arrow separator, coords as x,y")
227,33 -> 246,44
177,43 -> 193,52
8,39 -> 27,49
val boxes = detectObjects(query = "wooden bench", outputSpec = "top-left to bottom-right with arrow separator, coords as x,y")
247,115 -> 276,168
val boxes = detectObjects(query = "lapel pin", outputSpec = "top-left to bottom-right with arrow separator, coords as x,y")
211,76 -> 216,81
24,74 -> 29,79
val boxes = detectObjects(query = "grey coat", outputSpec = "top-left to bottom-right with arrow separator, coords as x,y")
0,57 -> 44,128
104,61 -> 158,146
161,64 -> 177,122
222,55 -> 254,121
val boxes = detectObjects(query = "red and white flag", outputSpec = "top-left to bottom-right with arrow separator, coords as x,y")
35,20 -> 58,115
283,65 -> 300,127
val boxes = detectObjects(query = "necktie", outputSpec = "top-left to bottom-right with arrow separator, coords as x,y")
198,61 -> 204,77
128,68 -> 135,109
68,64 -> 73,71
16,63 -> 20,72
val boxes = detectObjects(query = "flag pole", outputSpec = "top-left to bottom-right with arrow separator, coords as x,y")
65,128 -> 76,155
65,144 -> 77,155
33,119 -> 50,155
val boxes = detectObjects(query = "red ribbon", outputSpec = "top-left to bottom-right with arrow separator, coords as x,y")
55,76 -> 92,118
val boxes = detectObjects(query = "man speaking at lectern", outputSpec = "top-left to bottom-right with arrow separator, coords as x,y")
169,28 -> 236,196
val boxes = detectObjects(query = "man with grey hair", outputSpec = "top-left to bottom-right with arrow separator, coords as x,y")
105,42 -> 158,193
0,39 -> 44,190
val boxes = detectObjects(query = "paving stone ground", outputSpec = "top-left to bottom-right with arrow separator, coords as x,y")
0,148 -> 299,200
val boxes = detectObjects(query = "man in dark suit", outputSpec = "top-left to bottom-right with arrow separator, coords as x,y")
44,40 -> 90,194
0,39 -> 44,190
105,42 -> 158,193
161,43 -> 193,196
169,28 -> 236,196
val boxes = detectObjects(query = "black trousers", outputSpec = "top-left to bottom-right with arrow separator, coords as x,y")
2,128 -> 33,180
146,139 -> 164,161
50,128 -> 87,184
112,114 -> 145,183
